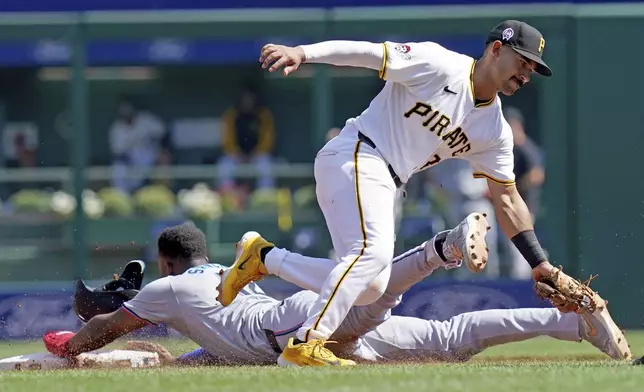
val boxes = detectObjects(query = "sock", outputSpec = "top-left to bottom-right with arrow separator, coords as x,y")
434,231 -> 449,262
260,246 -> 274,263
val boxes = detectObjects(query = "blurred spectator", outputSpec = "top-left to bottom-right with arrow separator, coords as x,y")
109,98 -> 168,194
500,106 -> 546,279
4,130 -> 39,197
505,107 -> 545,217
3,122 -> 38,169
9,133 -> 36,168
217,87 -> 276,192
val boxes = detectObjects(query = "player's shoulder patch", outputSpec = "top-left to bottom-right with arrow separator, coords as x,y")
393,44 -> 412,59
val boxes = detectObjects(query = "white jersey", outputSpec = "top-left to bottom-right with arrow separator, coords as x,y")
122,264 -> 279,365
348,41 -> 515,185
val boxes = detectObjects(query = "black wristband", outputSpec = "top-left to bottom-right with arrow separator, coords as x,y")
510,230 -> 548,269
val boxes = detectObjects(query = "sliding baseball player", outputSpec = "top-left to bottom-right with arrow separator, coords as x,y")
43,222 -> 630,366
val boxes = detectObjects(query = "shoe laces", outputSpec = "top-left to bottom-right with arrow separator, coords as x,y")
444,243 -> 463,262
556,265 -> 601,313
582,273 -> 598,287
310,340 -> 337,360
557,265 -> 599,289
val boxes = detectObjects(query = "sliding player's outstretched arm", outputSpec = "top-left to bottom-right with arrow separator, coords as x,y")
43,309 -> 147,358
43,279 -> 172,357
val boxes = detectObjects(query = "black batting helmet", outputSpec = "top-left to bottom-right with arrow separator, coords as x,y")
72,260 -> 145,322
72,279 -> 139,323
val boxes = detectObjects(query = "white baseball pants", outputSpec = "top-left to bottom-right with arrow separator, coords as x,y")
270,126 -> 399,341
262,241 -> 435,347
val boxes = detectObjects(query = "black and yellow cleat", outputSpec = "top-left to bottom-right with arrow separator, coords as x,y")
277,338 -> 356,367
219,231 -> 273,306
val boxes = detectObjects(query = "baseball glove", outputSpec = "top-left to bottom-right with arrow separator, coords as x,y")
534,266 -> 603,313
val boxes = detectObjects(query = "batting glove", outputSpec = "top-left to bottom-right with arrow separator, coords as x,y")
43,331 -> 76,358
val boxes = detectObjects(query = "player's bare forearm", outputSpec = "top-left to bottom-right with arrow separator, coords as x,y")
67,308 -> 147,356
488,182 -> 534,238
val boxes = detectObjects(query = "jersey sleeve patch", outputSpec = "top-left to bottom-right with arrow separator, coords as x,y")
380,41 -> 454,86
393,44 -> 412,58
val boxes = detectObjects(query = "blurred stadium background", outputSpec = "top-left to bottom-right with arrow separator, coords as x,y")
0,0 -> 642,342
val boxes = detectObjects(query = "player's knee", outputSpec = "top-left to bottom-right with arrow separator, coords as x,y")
371,243 -> 394,270
355,264 -> 391,306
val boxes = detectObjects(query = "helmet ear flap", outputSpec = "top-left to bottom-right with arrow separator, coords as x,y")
73,279 -> 94,323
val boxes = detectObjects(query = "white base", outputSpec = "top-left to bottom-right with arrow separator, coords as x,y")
276,355 -> 297,367
0,349 -> 160,371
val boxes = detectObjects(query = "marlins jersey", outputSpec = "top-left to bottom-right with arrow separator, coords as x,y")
122,264 -> 279,365
348,41 -> 515,185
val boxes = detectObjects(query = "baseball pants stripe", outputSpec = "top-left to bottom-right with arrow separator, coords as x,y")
305,140 -> 368,341
293,126 -> 396,342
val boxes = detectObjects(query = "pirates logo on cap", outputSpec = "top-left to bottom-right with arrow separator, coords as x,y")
502,28 -> 514,41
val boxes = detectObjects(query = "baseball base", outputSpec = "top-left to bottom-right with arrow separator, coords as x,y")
0,350 -> 160,371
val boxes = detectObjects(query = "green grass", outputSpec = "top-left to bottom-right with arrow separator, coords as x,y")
1,332 -> 643,392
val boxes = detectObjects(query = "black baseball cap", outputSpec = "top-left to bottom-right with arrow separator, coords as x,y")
486,20 -> 552,77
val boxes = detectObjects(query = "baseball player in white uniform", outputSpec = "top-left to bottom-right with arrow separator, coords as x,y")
219,19 -> 629,366
43,223 -> 629,365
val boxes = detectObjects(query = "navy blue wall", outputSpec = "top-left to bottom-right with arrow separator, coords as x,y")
0,0 -> 631,12
0,36 -> 485,67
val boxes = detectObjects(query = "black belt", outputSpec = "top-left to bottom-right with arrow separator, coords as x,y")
357,132 -> 404,189
264,329 -> 282,354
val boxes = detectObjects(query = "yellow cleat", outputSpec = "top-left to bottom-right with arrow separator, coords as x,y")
219,231 -> 273,306
277,338 -> 357,367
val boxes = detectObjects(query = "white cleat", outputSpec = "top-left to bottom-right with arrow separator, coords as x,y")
443,212 -> 491,273
578,297 -> 632,360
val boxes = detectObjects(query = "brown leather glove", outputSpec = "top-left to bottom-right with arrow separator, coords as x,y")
534,266 -> 602,313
